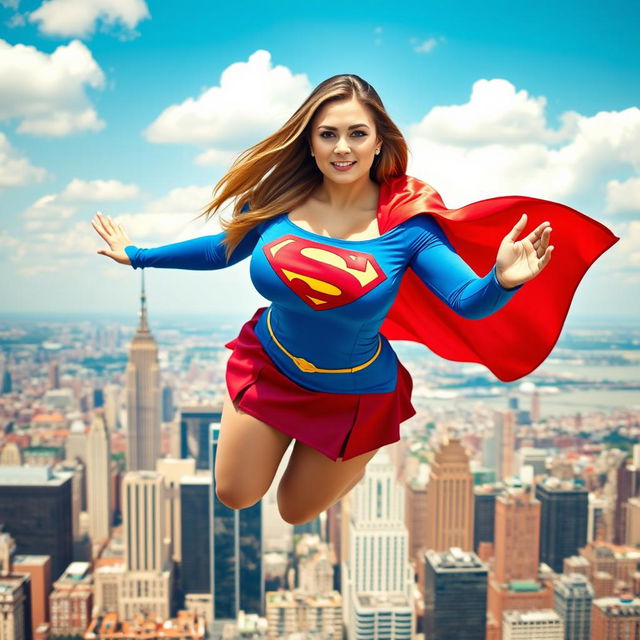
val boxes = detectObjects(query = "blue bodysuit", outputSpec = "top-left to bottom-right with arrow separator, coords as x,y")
124,212 -> 522,394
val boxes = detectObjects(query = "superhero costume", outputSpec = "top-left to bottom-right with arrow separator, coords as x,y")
124,174 -> 618,460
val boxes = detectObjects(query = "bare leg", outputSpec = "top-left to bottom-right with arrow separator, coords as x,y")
214,388 -> 293,509
277,442 -> 380,525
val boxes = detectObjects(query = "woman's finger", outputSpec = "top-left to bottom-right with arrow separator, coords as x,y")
505,213 -> 527,242
526,221 -> 550,244
91,218 -> 110,243
538,245 -> 554,270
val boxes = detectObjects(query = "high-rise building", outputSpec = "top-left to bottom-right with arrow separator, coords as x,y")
121,470 -> 172,620
125,272 -> 161,471
12,554 -> 52,638
502,610 -> 562,639
591,596 -> 640,639
180,406 -> 222,470
265,591 -> 342,640
157,458 -> 196,564
65,419 -> 87,464
473,485 -> 502,554
405,478 -> 428,565
341,450 -> 414,639
123,471 -> 168,572
424,548 -> 488,640
48,360 -> 60,390
0,466 -> 72,580
1,369 -> 11,394
209,423 -> 263,634
180,472 -> 211,595
49,562 -> 92,636
0,573 -> 31,640
86,411 -> 111,556
531,390 -> 541,422
494,490 -> 540,584
553,573 -> 593,640
625,496 -> 640,546
162,385 -> 174,422
536,477 -> 588,573
425,438 -> 474,552
614,463 -> 640,545
494,410 -> 515,481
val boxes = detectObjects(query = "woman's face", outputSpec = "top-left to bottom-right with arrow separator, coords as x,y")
309,96 -> 382,185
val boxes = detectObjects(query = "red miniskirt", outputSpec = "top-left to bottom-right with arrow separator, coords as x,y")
223,307 -> 416,462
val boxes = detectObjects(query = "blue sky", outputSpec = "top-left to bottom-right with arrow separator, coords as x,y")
0,0 -> 638,319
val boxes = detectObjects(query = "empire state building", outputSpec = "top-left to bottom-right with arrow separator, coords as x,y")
126,272 -> 161,471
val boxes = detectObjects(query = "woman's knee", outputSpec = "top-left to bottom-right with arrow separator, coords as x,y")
214,482 -> 262,511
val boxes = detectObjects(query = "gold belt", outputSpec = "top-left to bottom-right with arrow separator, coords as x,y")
265,307 -> 382,374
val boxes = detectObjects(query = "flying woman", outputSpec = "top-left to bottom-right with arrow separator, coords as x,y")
92,74 -> 618,525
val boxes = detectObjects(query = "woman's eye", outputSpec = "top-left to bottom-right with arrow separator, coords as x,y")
319,131 -> 366,138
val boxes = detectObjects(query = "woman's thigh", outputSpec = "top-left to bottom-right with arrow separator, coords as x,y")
277,440 -> 380,525
214,387 -> 293,510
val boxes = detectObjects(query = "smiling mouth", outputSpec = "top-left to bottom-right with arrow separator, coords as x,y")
331,161 -> 357,166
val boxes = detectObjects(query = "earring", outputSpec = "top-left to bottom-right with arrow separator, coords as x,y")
310,150 -> 314,157
375,148 -> 381,155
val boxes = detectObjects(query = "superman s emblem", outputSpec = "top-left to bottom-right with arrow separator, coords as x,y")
263,234 -> 387,310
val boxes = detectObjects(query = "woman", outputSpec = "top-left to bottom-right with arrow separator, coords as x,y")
92,74 -> 618,525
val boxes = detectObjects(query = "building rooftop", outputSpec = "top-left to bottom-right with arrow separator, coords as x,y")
12,554 -> 50,566
356,591 -> 410,610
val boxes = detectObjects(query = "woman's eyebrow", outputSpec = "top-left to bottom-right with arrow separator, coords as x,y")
317,123 -> 370,130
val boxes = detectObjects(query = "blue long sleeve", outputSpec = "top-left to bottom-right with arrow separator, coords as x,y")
408,216 -> 523,319
124,224 -> 261,270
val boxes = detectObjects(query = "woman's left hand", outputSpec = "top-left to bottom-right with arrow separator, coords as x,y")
495,213 -> 554,288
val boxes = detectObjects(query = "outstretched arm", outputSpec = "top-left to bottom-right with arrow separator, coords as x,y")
92,211 -> 261,270
123,228 -> 260,270
408,215 -> 552,319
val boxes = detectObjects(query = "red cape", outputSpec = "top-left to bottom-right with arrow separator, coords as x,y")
377,174 -> 620,382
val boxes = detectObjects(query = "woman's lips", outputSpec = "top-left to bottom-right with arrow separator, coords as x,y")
331,161 -> 357,172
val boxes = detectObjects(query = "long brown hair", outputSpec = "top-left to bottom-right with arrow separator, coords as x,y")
197,74 -> 409,261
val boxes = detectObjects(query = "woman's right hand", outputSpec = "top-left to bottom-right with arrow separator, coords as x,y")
92,211 -> 133,265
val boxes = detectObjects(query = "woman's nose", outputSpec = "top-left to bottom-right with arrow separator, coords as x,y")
335,138 -> 351,152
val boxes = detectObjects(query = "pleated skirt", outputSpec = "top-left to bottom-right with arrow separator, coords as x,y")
223,306 -> 416,462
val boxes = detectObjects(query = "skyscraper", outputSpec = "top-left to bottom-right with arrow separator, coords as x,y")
121,470 -> 172,619
494,410 -> 515,481
494,490 -> 540,584
473,484 -> 502,554
180,473 -> 211,595
341,450 -> 414,639
425,438 -> 474,552
536,477 -> 588,573
424,548 -> 488,640
0,466 -> 72,580
86,410 -> 111,556
209,423 -> 263,633
125,272 -> 161,471
180,406 -> 222,470
553,573 -> 593,640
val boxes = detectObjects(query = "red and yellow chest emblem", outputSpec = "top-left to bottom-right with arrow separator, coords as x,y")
263,234 -> 387,310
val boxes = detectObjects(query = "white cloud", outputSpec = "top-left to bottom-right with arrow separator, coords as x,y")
413,38 -> 438,53
143,49 -> 311,159
13,183 -> 224,275
20,178 -> 141,232
406,78 -> 640,206
0,0 -> 20,9
194,148 -> 239,168
60,178 -> 140,201
28,0 -> 150,39
0,132 -> 47,186
0,39 -> 106,136
605,177 -> 640,216
0,230 -> 19,247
